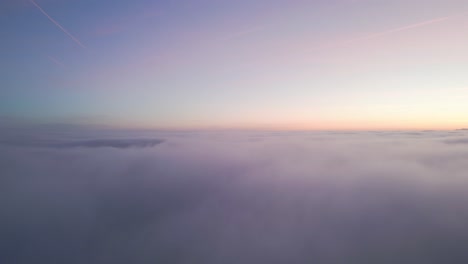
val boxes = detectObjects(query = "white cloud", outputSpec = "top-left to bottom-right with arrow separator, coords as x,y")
2,128 -> 468,263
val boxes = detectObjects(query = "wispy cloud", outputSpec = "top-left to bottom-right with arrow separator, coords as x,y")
54,138 -> 165,149
30,0 -> 86,48
444,138 -> 468,145
340,15 -> 453,46
0,137 -> 165,149
47,55 -> 64,67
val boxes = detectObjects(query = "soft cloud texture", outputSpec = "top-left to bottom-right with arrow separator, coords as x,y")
445,138 -> 468,145
1,127 -> 468,263
2,138 -> 164,149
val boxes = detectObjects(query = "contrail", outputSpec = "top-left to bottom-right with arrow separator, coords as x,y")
30,0 -> 86,48
47,55 -> 64,67
340,16 -> 452,45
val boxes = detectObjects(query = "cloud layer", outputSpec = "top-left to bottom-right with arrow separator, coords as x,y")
2,128 -> 468,263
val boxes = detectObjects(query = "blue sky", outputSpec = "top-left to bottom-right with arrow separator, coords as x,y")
1,0 -> 468,129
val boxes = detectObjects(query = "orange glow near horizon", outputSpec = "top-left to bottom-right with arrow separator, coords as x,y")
109,116 -> 467,131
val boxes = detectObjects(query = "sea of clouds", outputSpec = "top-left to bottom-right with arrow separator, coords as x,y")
2,125 -> 468,263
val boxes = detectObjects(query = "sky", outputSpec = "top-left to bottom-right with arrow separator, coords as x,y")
1,0 -> 468,130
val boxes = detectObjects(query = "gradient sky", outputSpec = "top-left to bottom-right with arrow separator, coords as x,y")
1,0 -> 468,130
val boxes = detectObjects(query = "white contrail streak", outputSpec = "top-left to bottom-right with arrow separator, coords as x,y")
47,55 -> 64,67
340,16 -> 452,45
30,0 -> 86,48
